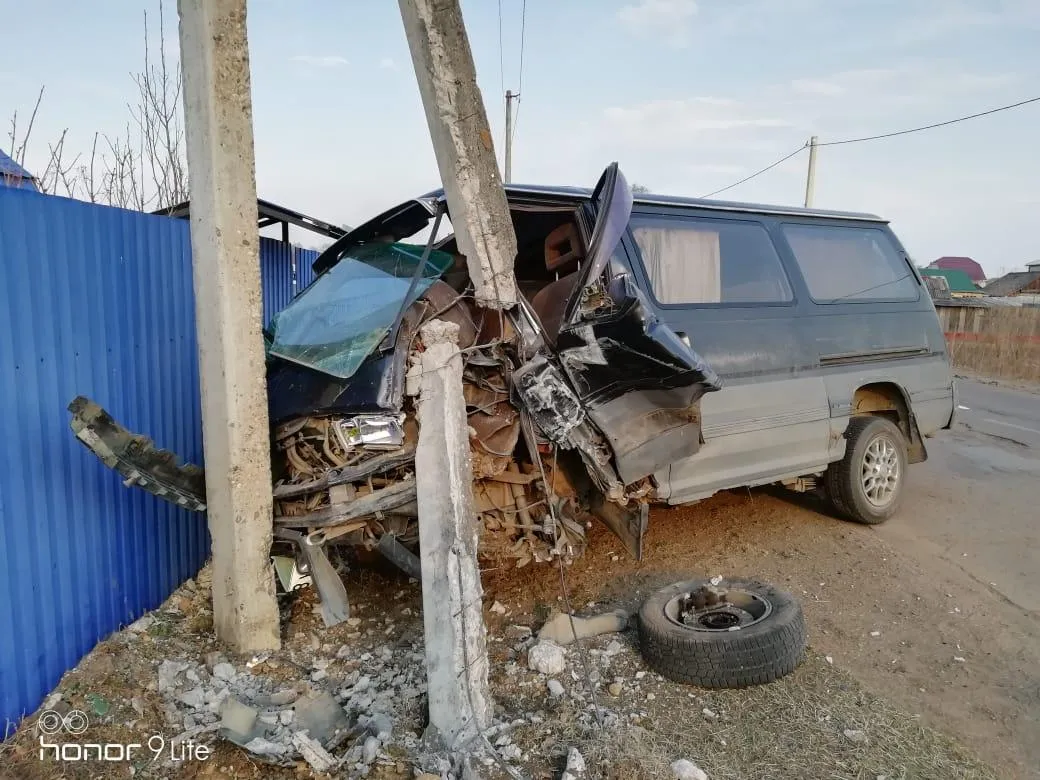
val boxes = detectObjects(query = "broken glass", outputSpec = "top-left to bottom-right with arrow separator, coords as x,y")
268,242 -> 453,379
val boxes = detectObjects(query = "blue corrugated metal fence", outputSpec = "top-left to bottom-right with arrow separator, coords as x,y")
0,191 -> 315,734
259,239 -> 321,326
260,237 -> 293,326
296,246 -> 319,293
0,188 -> 209,734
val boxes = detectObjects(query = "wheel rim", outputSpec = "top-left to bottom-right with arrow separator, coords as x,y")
664,585 -> 772,632
861,433 -> 901,507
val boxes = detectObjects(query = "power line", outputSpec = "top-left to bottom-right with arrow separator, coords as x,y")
700,144 -> 807,199
510,0 -> 528,149
517,0 -> 527,97
818,95 -> 1040,146
497,0 -> 505,98
701,95 -> 1040,200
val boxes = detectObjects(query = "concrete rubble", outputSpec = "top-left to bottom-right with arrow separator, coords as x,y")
672,758 -> 709,780
538,609 -> 630,645
139,570 -> 622,778
528,640 -> 567,675
844,728 -> 868,744
37,557 -> 791,778
562,746 -> 587,778
150,609 -> 432,775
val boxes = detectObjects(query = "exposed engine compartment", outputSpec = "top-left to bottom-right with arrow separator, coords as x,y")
265,278 -> 649,572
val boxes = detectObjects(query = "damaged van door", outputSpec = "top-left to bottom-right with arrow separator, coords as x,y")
515,164 -> 721,498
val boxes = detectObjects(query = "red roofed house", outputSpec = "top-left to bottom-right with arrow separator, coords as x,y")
928,256 -> 986,284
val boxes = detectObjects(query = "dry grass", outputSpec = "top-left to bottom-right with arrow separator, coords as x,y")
944,306 -> 1040,382
509,648 -> 998,780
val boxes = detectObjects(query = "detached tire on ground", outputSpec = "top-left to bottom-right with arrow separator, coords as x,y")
638,578 -> 806,688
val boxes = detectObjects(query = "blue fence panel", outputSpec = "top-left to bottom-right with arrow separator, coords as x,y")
296,246 -> 319,293
0,189 -> 209,734
259,237 -> 293,327
260,242 -> 322,325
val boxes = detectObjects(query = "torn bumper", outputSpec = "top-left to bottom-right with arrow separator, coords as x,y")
68,397 -> 207,512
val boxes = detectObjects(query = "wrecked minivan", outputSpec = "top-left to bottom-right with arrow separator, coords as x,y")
71,162 -> 955,623
72,165 -> 721,622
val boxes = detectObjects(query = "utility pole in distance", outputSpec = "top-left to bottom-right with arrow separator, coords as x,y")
504,89 -> 516,183
178,0 -> 280,652
398,0 -> 518,310
804,135 -> 818,208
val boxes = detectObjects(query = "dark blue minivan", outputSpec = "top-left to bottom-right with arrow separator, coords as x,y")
71,164 -> 956,619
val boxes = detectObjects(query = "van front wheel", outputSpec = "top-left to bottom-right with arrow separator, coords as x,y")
825,416 -> 908,525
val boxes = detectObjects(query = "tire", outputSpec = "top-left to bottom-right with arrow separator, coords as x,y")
825,415 -> 908,525
638,578 -> 806,688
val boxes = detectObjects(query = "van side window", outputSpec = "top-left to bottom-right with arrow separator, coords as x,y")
630,216 -> 793,305
781,223 -> 918,302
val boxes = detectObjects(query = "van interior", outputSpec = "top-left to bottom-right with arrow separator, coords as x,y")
433,203 -> 589,341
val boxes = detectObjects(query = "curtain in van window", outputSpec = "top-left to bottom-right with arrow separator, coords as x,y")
633,225 -> 722,304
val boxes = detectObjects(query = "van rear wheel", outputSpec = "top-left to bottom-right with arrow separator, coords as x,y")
825,416 -> 907,525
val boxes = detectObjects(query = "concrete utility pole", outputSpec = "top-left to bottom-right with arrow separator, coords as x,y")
504,90 -> 516,184
414,320 -> 491,746
804,135 -> 819,208
178,0 -> 280,652
398,0 -> 515,750
399,0 -> 518,309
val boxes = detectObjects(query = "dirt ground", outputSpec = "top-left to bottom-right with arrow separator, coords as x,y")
3,480 -> 1028,779
484,488 -> 1040,779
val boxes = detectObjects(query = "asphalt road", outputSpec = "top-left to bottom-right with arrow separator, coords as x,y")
878,377 -> 1040,612
955,376 -> 1040,449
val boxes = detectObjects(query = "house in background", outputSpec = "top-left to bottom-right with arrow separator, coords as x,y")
928,256 -> 986,285
982,262 -> 1040,299
919,267 -> 983,298
0,150 -> 39,192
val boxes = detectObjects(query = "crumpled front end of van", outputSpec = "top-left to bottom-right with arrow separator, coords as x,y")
68,163 -> 723,625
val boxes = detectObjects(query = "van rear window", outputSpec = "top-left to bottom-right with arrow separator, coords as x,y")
781,224 -> 919,302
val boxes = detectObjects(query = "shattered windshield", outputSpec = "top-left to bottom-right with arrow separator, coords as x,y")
268,242 -> 453,379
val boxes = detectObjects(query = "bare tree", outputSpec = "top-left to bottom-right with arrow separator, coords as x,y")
7,87 -> 44,167
38,129 -> 82,197
8,95 -> 84,196
4,87 -> 44,189
99,126 -> 148,210
4,0 -> 187,210
77,133 -> 101,203
131,0 -> 188,209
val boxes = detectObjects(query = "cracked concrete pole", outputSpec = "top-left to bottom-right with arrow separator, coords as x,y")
415,319 -> 491,747
178,0 -> 280,652
399,0 -> 518,309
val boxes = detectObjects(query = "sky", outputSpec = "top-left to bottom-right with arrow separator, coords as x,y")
3,0 -> 1039,276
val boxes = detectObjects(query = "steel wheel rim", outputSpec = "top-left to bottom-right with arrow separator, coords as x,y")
664,587 -> 772,632
861,433 -> 901,507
